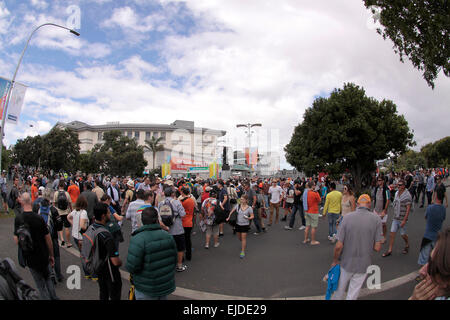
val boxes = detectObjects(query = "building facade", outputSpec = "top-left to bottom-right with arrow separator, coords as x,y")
56,120 -> 226,174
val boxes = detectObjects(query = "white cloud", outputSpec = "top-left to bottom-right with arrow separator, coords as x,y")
30,0 -> 48,10
3,0 -> 449,171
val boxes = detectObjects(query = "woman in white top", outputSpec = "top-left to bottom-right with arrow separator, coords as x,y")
227,194 -> 254,259
67,195 -> 89,250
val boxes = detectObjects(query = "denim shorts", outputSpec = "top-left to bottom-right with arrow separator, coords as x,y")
418,241 -> 435,266
390,219 -> 407,235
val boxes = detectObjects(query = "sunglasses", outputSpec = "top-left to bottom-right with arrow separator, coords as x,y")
398,184 -> 404,186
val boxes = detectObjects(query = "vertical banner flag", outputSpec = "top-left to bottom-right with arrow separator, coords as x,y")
0,77 -> 27,125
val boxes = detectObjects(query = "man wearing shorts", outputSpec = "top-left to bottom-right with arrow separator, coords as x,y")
383,179 -> 411,257
372,176 -> 390,244
303,182 -> 321,245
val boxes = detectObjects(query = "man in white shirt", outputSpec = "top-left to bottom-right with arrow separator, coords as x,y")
268,180 -> 284,226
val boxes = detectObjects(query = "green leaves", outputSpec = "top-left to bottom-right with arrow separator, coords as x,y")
285,83 -> 414,190
363,0 -> 449,89
13,127 -> 80,172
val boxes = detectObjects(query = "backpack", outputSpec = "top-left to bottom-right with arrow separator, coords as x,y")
17,221 -> 34,258
159,199 -> 175,227
56,191 -> 69,210
38,202 -> 54,236
81,225 -> 109,276
7,188 -> 17,209
0,258 -> 39,300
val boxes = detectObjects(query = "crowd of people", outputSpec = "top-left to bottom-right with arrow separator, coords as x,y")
1,165 -> 448,301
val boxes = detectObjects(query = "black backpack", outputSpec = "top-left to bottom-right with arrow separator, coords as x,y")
7,188 -> 17,209
0,258 -> 39,300
16,220 -> 33,258
56,191 -> 69,210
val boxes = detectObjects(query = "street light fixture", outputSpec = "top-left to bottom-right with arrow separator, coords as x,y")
0,23 -> 80,173
236,123 -> 262,175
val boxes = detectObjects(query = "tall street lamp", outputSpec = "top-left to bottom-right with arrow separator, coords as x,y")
236,123 -> 262,174
0,23 -> 80,173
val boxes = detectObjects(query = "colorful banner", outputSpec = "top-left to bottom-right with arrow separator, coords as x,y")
245,148 -> 258,165
0,77 -> 27,125
162,163 -> 171,178
170,157 -> 202,171
209,162 -> 218,179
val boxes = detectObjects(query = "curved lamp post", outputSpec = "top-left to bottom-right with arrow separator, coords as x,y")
236,123 -> 262,175
0,23 -> 80,173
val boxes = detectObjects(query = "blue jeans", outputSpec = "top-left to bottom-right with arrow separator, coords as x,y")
135,289 -> 167,300
289,204 -> 305,228
328,213 -> 340,237
29,265 -> 59,300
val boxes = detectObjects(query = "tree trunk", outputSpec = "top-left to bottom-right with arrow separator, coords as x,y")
153,153 -> 156,170
351,162 -> 363,195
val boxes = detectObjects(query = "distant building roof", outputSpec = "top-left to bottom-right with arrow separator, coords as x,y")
56,120 -> 226,136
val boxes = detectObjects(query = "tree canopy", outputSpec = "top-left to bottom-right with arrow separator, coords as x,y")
13,127 -> 80,172
363,0 -> 449,89
80,130 -> 147,176
284,83 -> 415,191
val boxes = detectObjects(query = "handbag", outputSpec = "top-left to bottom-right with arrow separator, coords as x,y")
228,206 -> 239,226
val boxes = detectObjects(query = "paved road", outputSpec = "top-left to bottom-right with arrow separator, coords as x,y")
0,183 -> 448,300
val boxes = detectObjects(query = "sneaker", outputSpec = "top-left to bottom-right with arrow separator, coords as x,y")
219,233 -> 224,237
205,245 -> 209,249
60,241 -> 65,247
281,216 -> 287,221
240,252 -> 245,259
299,225 -> 306,230
253,232 -> 260,235
284,226 -> 293,230
176,265 -> 187,272
214,242 -> 220,248
328,236 -> 332,241
262,228 -> 267,233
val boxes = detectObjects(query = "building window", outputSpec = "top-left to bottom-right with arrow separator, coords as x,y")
146,132 -> 151,140
160,132 -> 166,140
98,132 -> 102,141
135,131 -> 140,140
153,132 -> 159,139
127,131 -> 132,138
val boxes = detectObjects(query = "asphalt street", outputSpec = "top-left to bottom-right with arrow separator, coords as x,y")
0,183 -> 448,300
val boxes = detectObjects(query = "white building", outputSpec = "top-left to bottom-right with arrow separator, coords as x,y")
56,120 -> 226,173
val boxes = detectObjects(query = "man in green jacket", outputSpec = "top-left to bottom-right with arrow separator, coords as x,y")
126,206 -> 177,300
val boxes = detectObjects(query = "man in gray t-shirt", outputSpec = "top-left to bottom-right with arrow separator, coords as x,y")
330,194 -> 382,300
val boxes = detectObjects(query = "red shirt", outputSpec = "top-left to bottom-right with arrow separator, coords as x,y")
68,184 -> 80,204
180,196 -> 195,228
31,185 -> 38,203
306,191 -> 321,214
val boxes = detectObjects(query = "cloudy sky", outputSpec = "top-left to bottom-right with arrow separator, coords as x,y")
1,0 -> 449,169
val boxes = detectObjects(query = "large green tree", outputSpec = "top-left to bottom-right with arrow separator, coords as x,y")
88,130 -> 147,176
421,136 -> 450,168
13,135 -> 43,168
284,83 -> 415,192
363,0 -> 449,89
41,127 -> 80,172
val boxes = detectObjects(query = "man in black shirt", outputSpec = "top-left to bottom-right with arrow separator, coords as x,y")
92,203 -> 123,300
13,193 -> 58,300
285,182 -> 306,230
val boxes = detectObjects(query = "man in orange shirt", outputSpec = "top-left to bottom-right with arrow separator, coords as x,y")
303,181 -> 322,245
180,187 -> 196,261
30,180 -> 39,203
67,178 -> 80,205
